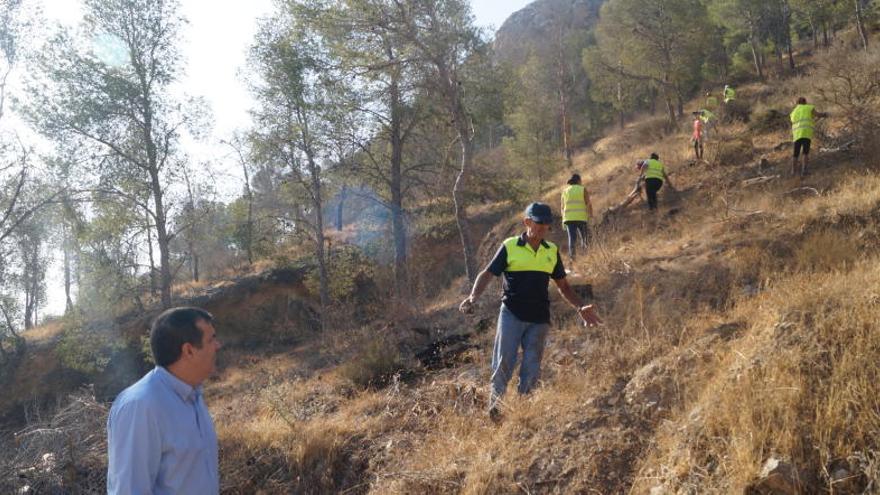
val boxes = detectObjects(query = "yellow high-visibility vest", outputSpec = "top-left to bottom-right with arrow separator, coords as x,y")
700,109 -> 716,123
561,184 -> 589,222
644,159 -> 665,182
724,87 -> 736,103
790,104 -> 815,141
503,236 -> 558,273
706,96 -> 718,110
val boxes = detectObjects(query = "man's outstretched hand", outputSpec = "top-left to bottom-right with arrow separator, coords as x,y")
459,297 -> 475,314
578,304 -> 603,327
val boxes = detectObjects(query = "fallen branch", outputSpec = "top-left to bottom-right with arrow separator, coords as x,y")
742,175 -> 779,187
819,139 -> 856,153
782,187 -> 821,198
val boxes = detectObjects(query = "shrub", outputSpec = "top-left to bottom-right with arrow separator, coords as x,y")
815,44 -> 880,158
749,107 -> 789,134
55,316 -> 125,375
715,136 -> 754,166
338,336 -> 404,389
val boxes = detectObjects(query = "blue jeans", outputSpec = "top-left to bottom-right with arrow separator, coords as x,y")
564,221 -> 589,260
490,305 -> 550,408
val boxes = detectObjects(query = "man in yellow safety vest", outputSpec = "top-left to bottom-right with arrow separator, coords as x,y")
638,153 -> 673,211
459,202 -> 602,421
561,174 -> 593,261
724,85 -> 736,103
790,96 -> 826,177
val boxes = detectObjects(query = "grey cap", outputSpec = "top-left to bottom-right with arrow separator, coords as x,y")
525,202 -> 553,224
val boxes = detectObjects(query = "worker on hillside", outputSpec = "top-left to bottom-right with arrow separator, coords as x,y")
459,202 -> 602,421
638,153 -> 673,211
705,91 -> 718,112
691,111 -> 704,160
790,96 -> 827,177
723,84 -> 736,104
699,108 -> 716,140
561,174 -> 593,262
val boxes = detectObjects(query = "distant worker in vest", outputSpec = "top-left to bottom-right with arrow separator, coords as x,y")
459,202 -> 602,421
691,111 -> 704,160
637,153 -> 673,211
561,174 -> 593,262
790,96 -> 827,177
699,108 -> 716,140
723,84 -> 736,104
107,307 -> 222,494
705,91 -> 718,112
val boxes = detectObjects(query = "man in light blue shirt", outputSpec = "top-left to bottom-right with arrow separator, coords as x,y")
107,307 -> 223,494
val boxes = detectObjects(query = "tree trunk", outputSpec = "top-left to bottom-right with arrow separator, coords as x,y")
183,168 -> 199,282
242,155 -> 254,265
675,89 -> 684,119
750,37 -> 764,79
389,63 -> 407,298
619,110 -> 625,130
664,92 -> 676,129
855,0 -> 869,51
441,65 -> 477,281
335,186 -> 347,231
145,209 -> 157,296
63,223 -> 74,313
149,168 -> 173,308
782,0 -> 795,70
305,152 -> 329,318
296,106 -> 330,320
649,86 -> 657,115
822,23 -> 829,48
452,129 -> 477,282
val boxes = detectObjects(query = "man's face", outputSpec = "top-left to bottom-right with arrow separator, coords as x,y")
524,218 -> 550,239
187,319 -> 222,385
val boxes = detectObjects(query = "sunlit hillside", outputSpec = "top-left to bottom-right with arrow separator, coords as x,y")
2,0 -> 880,494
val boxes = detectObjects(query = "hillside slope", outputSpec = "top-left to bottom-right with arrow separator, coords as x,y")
5,41 -> 880,495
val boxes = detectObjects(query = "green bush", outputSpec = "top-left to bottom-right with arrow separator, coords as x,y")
55,316 -> 126,375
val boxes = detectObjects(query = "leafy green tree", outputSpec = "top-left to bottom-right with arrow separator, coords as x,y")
25,0 -> 201,308
594,0 -> 711,125
249,10 -> 336,316
385,0 -> 488,282
293,0 -> 431,298
504,56 -> 564,195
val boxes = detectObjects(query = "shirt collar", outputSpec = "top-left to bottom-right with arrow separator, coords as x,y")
517,232 -> 549,249
155,366 -> 202,403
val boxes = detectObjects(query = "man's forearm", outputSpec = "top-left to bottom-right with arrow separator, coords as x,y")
468,270 -> 495,301
555,279 -> 584,309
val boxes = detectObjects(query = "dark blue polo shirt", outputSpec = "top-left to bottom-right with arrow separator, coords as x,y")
486,233 -> 566,324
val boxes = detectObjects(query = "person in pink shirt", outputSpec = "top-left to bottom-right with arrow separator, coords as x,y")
691,111 -> 704,160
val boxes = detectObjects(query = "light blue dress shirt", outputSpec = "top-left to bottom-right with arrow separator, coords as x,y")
107,367 -> 219,494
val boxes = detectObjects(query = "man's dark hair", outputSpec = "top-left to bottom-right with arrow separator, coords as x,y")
650,153 -> 659,160
567,173 -> 581,185
797,96 -> 807,105
150,307 -> 214,367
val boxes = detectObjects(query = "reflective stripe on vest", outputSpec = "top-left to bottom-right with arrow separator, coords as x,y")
644,159 -> 665,182
790,104 -> 815,141
503,236 -> 558,274
562,184 -> 588,222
